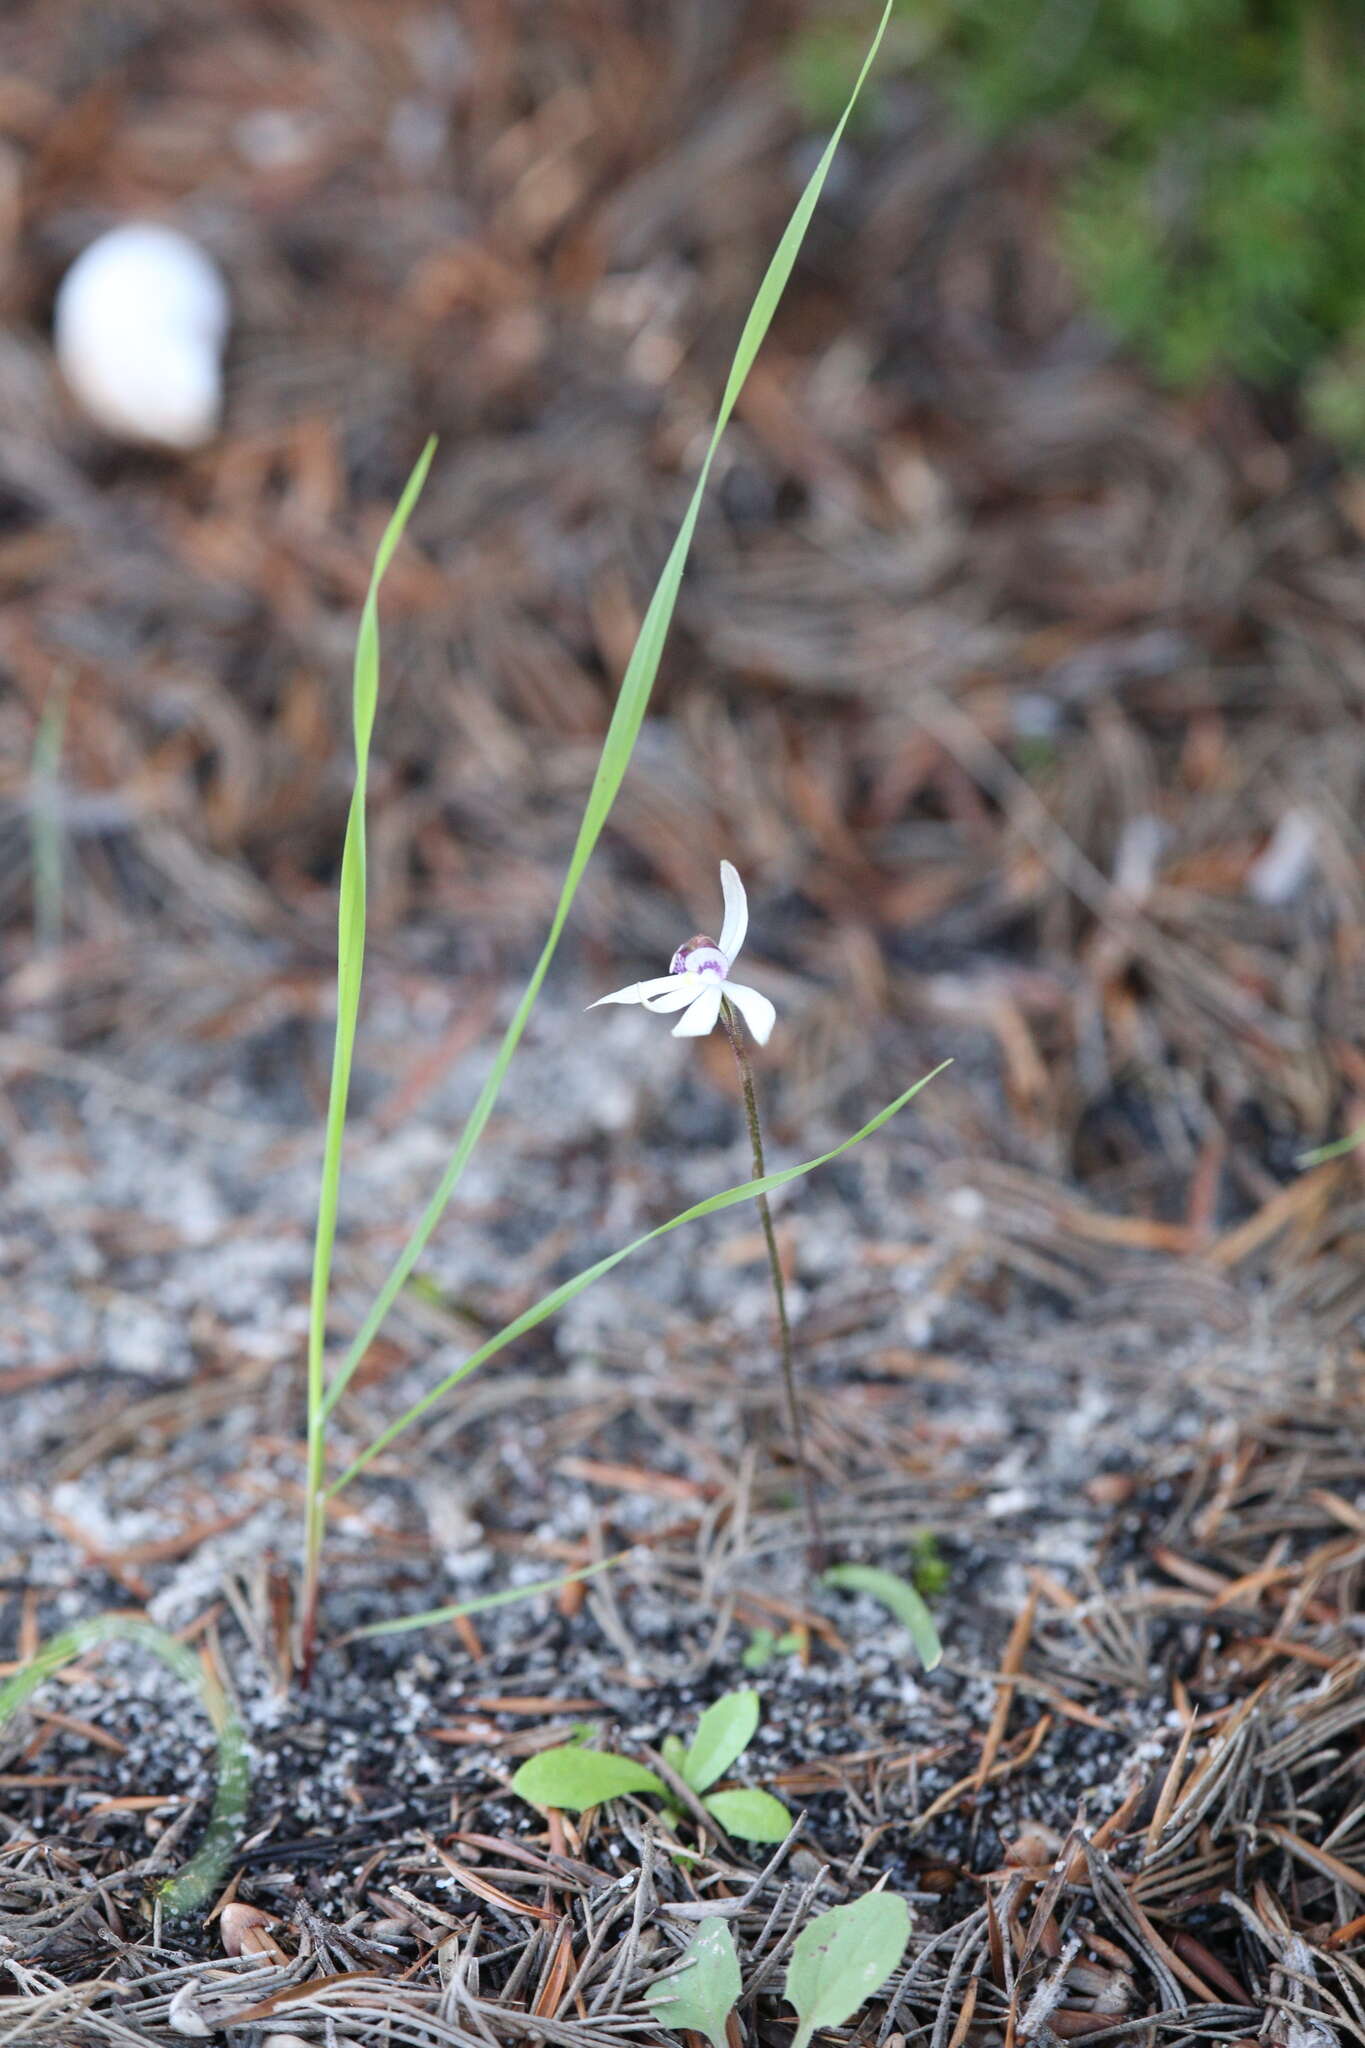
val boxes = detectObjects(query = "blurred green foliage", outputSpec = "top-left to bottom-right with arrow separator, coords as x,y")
789,1 -> 1365,441
910,1531 -> 951,1598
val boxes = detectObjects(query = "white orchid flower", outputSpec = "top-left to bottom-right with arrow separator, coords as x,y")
590,861 -> 776,1045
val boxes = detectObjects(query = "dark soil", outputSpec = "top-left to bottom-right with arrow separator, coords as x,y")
7,977 -> 1365,2041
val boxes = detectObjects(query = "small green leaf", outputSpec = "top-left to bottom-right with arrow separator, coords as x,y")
740,1627 -> 801,1670
824,1563 -> 942,1671
683,1688 -> 760,1793
646,1919 -> 740,2048
703,1787 -> 792,1843
785,1892 -> 911,2048
510,1747 -> 666,1812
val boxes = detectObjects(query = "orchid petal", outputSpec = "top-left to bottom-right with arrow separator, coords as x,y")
723,981 -> 776,1046
672,981 -> 724,1038
718,860 -> 748,965
641,974 -> 706,1014
588,976 -> 680,1010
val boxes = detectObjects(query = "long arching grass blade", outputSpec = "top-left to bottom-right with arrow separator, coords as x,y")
345,1553 -> 628,1641
299,436 -> 436,1675
327,1060 -> 949,1496
320,1 -> 897,1424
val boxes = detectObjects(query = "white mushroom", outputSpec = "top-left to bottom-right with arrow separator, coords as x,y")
54,222 -> 229,450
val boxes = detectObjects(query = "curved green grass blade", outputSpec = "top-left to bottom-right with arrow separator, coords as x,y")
1297,1126 -> 1365,1167
0,1615 -> 248,1918
307,437 -> 435,1437
320,0 -> 897,1423
301,439 -> 436,1651
824,1562 -> 943,1671
347,1553 -> 625,1640
326,1060 -> 949,1496
31,674 -> 71,955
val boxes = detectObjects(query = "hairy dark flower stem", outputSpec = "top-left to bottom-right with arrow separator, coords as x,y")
720,998 -> 828,1572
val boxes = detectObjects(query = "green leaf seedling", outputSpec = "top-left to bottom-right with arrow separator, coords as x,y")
511,1746 -> 668,1811
700,1786 -> 793,1842
682,1686 -> 760,1792
785,1891 -> 912,2048
742,1625 -> 804,1671
646,1919 -> 742,2048
511,1687 -> 792,1844
647,1890 -> 913,2048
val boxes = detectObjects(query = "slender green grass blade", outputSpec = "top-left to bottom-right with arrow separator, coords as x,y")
1297,1127 -> 1365,1167
306,439 -> 435,1435
31,676 -> 70,958
321,1 -> 897,1423
0,1615 -> 248,1917
327,1059 -> 949,1495
347,1553 -> 625,1640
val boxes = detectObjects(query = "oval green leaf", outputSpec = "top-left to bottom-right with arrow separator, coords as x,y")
683,1687 -> 760,1793
645,1918 -> 741,2048
823,1562 -> 942,1671
702,1786 -> 793,1843
785,1892 -> 911,2048
511,1746 -> 666,1813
